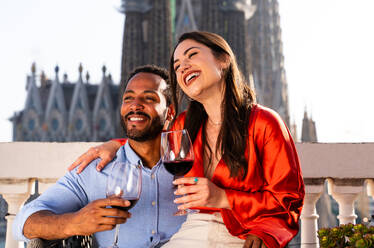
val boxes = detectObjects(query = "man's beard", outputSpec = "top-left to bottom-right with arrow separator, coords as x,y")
121,111 -> 165,142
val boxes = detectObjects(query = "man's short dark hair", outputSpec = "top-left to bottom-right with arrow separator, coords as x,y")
119,65 -> 171,105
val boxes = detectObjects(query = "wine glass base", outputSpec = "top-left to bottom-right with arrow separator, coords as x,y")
173,208 -> 199,216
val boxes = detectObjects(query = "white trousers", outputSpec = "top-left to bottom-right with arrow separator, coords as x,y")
163,213 -> 245,248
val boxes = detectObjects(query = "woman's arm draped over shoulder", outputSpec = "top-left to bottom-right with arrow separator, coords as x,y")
68,139 -> 125,173
222,107 -> 305,248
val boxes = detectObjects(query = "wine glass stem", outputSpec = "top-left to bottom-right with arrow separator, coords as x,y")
112,224 -> 120,248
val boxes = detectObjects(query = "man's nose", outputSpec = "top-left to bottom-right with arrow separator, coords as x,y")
129,99 -> 144,111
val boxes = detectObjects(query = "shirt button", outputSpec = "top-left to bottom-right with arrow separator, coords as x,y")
151,174 -> 155,179
152,230 -> 156,235
152,201 -> 156,206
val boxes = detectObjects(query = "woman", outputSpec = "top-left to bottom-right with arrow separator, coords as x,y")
70,31 -> 304,248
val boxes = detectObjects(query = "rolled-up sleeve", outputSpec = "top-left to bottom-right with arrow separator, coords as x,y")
12,168 -> 90,241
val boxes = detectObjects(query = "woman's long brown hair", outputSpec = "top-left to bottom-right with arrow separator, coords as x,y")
169,31 -> 256,179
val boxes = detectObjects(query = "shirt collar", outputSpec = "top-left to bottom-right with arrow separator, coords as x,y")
116,140 -> 162,171
115,141 -> 141,166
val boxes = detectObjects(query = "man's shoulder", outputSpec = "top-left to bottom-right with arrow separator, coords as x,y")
67,158 -> 104,179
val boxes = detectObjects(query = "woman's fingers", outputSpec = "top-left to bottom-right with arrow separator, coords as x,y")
173,177 -> 206,186
243,235 -> 267,248
67,153 -> 86,171
96,156 -> 112,171
68,147 -> 99,173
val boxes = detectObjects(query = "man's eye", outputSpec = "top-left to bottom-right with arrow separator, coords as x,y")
146,97 -> 156,102
174,65 -> 180,71
123,96 -> 133,101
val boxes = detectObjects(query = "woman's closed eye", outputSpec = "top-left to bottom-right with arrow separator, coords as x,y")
188,52 -> 197,58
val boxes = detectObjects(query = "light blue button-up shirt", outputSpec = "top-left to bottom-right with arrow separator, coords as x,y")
13,142 -> 186,247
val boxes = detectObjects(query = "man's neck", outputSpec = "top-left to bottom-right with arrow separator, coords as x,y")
128,136 -> 161,169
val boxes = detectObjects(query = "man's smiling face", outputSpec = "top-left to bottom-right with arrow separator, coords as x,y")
120,72 -> 168,142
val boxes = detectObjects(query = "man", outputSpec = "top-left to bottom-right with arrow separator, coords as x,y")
13,65 -> 185,247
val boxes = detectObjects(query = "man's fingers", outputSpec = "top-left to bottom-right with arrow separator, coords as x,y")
100,216 -> 128,225
92,198 -> 130,208
104,207 -> 132,218
95,224 -> 117,232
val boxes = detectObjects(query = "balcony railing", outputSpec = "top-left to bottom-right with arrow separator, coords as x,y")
1,142 -> 374,248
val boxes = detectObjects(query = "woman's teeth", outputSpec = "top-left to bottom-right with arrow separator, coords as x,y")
186,72 -> 200,84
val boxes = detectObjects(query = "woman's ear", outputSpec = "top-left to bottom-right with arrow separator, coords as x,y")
220,54 -> 230,70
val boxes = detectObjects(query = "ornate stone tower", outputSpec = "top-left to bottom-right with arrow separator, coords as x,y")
119,0 -> 150,86
120,0 -> 172,87
220,0 -> 252,81
42,66 -> 67,141
248,0 -> 289,125
301,108 -> 317,142
21,63 -> 43,141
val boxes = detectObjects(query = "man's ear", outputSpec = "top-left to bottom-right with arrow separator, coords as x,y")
163,104 -> 176,131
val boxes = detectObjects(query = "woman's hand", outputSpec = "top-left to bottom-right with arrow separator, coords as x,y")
173,177 -> 230,210
243,234 -> 267,248
68,140 -> 122,173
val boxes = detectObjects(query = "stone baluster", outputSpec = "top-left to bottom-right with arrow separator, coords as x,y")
328,178 -> 364,225
300,180 -> 324,248
366,179 -> 374,198
0,179 -> 33,248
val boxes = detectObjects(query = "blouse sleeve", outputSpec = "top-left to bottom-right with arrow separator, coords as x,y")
223,108 -> 305,248
112,138 -> 127,145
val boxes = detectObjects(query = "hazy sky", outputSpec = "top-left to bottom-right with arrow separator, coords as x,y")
0,0 -> 373,143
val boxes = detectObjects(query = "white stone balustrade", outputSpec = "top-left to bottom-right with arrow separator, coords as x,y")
1,142 -> 374,248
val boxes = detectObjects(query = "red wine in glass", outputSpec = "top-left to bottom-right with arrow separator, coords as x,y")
161,129 -> 198,216
164,160 -> 194,177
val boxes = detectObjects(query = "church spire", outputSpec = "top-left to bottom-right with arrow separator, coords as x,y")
301,107 -> 317,142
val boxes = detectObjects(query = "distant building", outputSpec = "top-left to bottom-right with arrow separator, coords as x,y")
10,64 -> 121,142
301,108 -> 317,142
10,0 -> 292,141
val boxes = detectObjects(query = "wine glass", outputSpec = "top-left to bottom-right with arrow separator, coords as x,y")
161,129 -> 197,216
106,161 -> 142,248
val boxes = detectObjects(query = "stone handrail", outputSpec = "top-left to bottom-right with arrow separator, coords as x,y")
1,142 -> 374,248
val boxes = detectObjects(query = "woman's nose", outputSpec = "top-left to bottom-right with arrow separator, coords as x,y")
180,61 -> 191,74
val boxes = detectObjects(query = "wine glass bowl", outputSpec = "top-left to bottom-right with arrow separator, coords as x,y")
161,129 -> 196,216
161,129 -> 194,176
106,161 -> 142,248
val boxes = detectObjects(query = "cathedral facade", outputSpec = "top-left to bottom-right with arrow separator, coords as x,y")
11,0 -> 295,142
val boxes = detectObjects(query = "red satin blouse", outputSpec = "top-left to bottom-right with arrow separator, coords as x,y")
116,104 -> 304,248
170,104 -> 305,248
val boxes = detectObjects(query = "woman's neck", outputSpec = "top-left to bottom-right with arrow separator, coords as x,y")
201,86 -> 224,125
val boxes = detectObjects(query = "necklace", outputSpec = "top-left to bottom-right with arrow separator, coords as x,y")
208,117 -> 223,126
